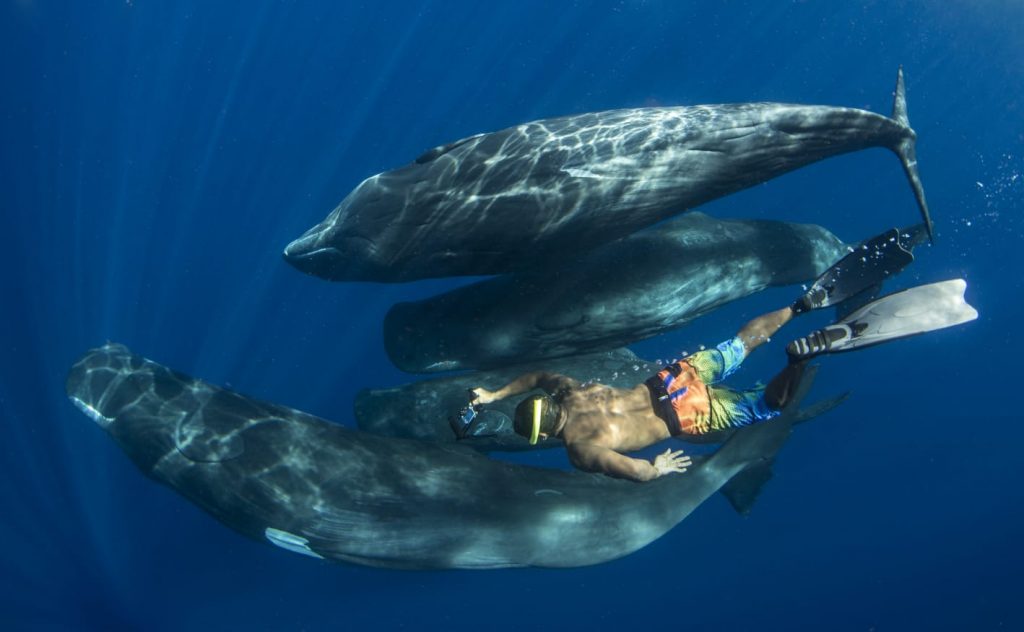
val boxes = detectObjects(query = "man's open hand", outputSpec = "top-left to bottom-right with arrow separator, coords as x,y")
652,448 -> 692,477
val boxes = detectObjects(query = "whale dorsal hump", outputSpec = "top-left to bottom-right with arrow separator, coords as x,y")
415,133 -> 486,164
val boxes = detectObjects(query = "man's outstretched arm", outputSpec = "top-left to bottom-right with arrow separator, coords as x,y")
471,372 -> 577,404
568,443 -> 691,482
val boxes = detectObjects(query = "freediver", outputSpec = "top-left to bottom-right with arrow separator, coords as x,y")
466,231 -> 977,482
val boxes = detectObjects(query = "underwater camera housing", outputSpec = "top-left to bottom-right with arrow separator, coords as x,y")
449,389 -> 509,440
449,402 -> 484,439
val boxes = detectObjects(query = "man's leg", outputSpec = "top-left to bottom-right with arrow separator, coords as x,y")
728,304 -> 811,412
737,306 -> 796,357
684,305 -> 800,388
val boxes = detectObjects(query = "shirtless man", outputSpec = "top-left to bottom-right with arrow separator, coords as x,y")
470,305 -> 804,482
468,223 -> 969,482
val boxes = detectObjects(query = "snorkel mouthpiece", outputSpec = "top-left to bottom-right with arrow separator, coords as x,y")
530,398 -> 542,445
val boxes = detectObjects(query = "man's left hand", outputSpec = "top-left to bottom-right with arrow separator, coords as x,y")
652,448 -> 692,477
469,387 -> 497,405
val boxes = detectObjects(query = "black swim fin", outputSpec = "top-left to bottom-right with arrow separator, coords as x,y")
787,279 -> 978,360
793,225 -> 925,313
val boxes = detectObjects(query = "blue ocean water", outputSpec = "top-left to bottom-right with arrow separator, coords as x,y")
2,1 -> 1022,629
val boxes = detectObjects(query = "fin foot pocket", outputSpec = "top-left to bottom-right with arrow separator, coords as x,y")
793,286 -> 829,314
786,326 -> 851,361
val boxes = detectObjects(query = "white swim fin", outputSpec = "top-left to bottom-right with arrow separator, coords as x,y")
787,279 -> 978,359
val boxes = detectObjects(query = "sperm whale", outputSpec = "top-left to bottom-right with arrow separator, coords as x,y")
67,343 -> 836,569
284,68 -> 930,282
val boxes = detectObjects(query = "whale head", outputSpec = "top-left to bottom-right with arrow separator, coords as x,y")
67,344 -> 249,470
282,174 -> 405,281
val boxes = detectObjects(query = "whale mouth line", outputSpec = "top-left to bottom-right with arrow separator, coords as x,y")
284,233 -> 379,258
70,395 -> 114,429
284,245 -> 343,260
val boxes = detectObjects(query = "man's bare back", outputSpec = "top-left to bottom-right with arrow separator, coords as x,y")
472,374 -> 691,482
559,382 -> 669,451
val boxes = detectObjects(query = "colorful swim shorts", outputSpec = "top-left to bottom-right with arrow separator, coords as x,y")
646,337 -> 780,436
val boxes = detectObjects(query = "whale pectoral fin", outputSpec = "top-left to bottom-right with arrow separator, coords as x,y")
720,460 -> 775,516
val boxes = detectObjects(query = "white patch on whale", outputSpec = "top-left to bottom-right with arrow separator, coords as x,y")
423,360 -> 462,371
534,488 -> 564,496
265,527 -> 324,559
70,396 -> 114,429
562,167 -> 605,179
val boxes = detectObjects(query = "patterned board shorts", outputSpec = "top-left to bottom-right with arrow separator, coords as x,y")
654,337 -> 780,434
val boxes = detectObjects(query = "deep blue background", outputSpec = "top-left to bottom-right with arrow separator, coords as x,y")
2,1 -> 1022,630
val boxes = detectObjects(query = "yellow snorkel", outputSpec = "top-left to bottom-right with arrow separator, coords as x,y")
529,397 -> 543,445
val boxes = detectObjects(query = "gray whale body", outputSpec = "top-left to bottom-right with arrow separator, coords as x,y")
284,69 -> 930,282
383,213 -> 850,373
67,343 -> 835,570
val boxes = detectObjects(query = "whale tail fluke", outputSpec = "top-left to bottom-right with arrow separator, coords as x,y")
710,366 -> 819,472
720,462 -> 774,516
891,66 -> 934,243
710,365 -> 844,515
717,389 -> 848,515
720,372 -> 847,514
